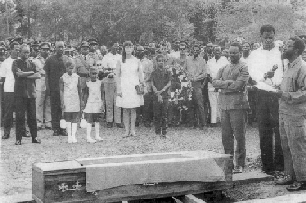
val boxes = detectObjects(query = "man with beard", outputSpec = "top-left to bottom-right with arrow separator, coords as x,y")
12,44 -> 41,145
45,41 -> 69,136
101,43 -> 123,128
207,46 -> 229,127
212,42 -> 249,173
275,36 -> 306,191
248,24 -> 284,175
32,42 -> 52,130
185,44 -> 208,129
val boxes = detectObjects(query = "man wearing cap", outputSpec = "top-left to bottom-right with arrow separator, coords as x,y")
0,42 -> 20,139
75,41 -> 91,110
184,44 -> 208,129
101,43 -> 123,128
88,39 -> 100,64
32,42 -> 52,130
45,41 -> 69,136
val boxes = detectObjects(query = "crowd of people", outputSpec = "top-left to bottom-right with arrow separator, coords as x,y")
1,24 -> 306,191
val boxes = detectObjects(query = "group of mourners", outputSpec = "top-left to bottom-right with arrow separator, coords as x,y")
1,24 -> 306,191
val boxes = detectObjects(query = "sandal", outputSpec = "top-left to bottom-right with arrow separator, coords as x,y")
286,181 -> 306,191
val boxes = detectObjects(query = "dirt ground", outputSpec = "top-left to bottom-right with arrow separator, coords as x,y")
0,124 -> 304,202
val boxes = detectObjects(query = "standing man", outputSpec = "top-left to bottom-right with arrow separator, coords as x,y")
101,43 -> 123,128
12,44 -> 41,145
212,42 -> 249,173
45,41 -> 69,136
248,25 -> 284,174
32,42 -> 52,130
185,44 -> 208,129
0,41 -> 19,139
276,37 -> 306,191
207,46 -> 229,127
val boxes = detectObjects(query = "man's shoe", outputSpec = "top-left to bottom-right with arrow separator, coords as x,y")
155,128 -> 161,135
61,129 -> 68,136
116,123 -> 124,128
23,131 -> 31,137
2,134 -> 9,139
275,176 -> 294,185
287,182 -> 306,191
107,122 -> 113,128
233,166 -> 243,174
15,140 -> 22,145
162,130 -> 167,136
32,138 -> 41,144
135,122 -> 140,127
53,130 -> 60,136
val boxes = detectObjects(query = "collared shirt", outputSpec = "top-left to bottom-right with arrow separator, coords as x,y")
75,54 -> 91,75
150,67 -> 171,98
279,57 -> 306,116
45,54 -> 68,92
12,58 -> 38,98
185,56 -> 207,82
141,58 -> 154,92
212,61 -> 249,110
248,44 -> 283,88
207,56 -> 229,91
0,57 -> 16,92
101,52 -> 122,70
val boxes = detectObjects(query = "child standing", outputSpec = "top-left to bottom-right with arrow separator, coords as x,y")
150,54 -> 171,137
60,60 -> 81,143
83,67 -> 104,143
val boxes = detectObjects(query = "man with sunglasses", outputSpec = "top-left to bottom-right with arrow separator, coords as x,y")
185,44 -> 208,129
32,42 -> 52,130
101,42 -> 123,128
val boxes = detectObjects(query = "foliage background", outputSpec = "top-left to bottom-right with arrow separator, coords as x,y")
0,0 -> 306,45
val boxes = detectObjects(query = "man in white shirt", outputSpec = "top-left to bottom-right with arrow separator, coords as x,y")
0,42 -> 19,139
248,24 -> 284,175
207,46 -> 229,126
101,43 -> 123,128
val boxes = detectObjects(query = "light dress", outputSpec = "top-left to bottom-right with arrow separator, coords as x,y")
83,80 -> 104,113
62,73 -> 80,112
116,57 -> 144,108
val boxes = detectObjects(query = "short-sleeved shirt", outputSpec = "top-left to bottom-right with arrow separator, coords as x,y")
45,54 -> 68,92
150,67 -> 171,98
0,57 -> 16,92
12,58 -> 38,98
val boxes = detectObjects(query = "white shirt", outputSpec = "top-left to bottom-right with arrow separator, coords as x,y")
169,51 -> 180,59
248,45 -> 283,89
101,53 -> 122,70
0,57 -> 16,92
207,56 -> 229,91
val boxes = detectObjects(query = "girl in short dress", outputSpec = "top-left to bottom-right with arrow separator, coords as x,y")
116,41 -> 144,138
83,67 -> 104,143
60,60 -> 81,143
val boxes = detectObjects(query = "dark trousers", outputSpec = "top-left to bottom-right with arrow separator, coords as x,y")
153,96 -> 168,132
248,90 -> 257,124
3,92 -> 15,136
221,109 -> 247,167
192,85 -> 207,127
50,91 -> 62,132
143,92 -> 154,124
15,97 -> 37,141
256,90 -> 284,172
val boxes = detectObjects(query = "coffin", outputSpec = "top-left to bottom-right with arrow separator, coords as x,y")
32,151 -> 233,203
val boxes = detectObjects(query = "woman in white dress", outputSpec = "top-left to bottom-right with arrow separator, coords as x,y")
116,41 -> 144,137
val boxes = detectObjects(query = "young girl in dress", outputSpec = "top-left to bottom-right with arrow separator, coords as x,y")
116,41 -> 144,138
83,67 -> 104,143
60,59 -> 81,143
